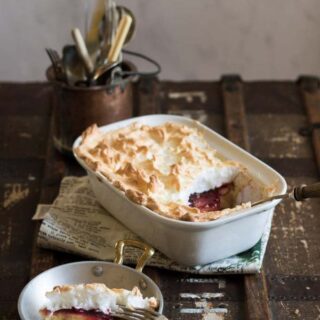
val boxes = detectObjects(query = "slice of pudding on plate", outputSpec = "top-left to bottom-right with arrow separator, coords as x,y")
39,283 -> 158,320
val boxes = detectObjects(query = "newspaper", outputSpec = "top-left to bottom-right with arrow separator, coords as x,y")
37,176 -> 273,274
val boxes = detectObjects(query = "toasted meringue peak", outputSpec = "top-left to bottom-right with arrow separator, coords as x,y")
42,283 -> 157,313
76,122 -> 268,221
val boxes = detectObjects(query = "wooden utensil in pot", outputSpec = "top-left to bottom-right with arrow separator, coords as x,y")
71,28 -> 95,75
107,14 -> 132,62
92,14 -> 132,81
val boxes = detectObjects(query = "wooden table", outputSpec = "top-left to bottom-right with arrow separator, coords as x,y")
1,77 -> 320,319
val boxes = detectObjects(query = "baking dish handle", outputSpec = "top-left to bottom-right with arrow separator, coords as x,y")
114,239 -> 155,273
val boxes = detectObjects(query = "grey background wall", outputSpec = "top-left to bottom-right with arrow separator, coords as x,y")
0,0 -> 320,81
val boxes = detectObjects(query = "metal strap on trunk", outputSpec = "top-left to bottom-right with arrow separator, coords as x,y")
298,75 -> 320,174
221,74 -> 272,320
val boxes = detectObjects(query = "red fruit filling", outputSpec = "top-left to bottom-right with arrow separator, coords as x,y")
41,308 -> 116,320
189,183 -> 232,212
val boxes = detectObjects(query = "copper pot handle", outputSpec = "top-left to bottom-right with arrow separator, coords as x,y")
114,239 -> 155,273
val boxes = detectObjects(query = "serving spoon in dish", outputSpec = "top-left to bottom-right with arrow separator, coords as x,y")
252,182 -> 320,207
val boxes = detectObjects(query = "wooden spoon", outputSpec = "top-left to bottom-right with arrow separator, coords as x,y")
107,14 -> 133,62
71,28 -> 95,75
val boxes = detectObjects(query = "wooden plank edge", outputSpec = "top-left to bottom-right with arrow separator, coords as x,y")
29,113 -> 62,278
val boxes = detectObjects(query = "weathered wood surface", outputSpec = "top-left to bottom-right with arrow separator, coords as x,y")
0,80 -> 320,319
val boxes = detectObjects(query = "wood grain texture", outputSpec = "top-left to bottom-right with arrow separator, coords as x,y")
30,117 -> 85,278
265,177 -> 320,276
30,119 -> 61,279
0,84 -> 51,319
1,80 -> 320,319
267,275 -> 320,301
244,82 -> 305,114
160,81 -> 223,115
0,82 -> 52,116
146,270 -> 245,320
247,114 -> 313,159
270,301 -> 320,320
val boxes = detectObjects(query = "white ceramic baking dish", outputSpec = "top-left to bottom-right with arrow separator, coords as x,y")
73,115 -> 287,266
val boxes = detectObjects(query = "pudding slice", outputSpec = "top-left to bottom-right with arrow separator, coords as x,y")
40,308 -> 114,319
39,283 -> 158,320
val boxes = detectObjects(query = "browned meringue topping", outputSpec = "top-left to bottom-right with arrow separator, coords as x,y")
40,283 -> 158,317
75,122 -> 266,221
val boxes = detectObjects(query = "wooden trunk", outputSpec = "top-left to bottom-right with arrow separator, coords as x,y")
1,76 -> 320,319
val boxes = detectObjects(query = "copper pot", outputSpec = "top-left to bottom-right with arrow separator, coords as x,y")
47,62 -> 135,155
